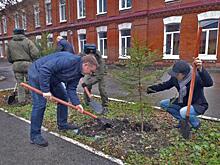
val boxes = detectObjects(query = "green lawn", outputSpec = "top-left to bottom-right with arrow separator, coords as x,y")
1,98 -> 219,165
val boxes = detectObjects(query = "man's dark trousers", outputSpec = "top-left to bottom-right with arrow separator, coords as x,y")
29,74 -> 68,140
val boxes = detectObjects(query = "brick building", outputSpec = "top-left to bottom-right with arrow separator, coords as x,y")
1,0 -> 220,66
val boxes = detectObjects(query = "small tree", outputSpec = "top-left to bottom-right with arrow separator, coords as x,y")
128,38 -> 159,132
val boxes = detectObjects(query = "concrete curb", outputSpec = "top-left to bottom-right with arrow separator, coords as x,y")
0,107 -> 124,165
82,92 -> 220,122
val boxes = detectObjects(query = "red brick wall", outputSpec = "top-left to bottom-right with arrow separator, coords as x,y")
107,24 -> 119,63
147,18 -> 164,57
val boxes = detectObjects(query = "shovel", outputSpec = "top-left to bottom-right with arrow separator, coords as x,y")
180,27 -> 202,139
20,82 -> 112,128
83,86 -> 104,114
7,83 -> 17,105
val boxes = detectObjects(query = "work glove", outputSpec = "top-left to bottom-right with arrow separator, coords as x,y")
81,82 -> 87,88
76,104 -> 84,113
43,92 -> 52,100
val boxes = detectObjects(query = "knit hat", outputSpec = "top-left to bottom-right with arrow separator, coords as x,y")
168,60 -> 191,77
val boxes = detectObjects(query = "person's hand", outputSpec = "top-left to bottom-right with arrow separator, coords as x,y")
43,92 -> 52,100
76,104 -> 84,113
193,57 -> 203,71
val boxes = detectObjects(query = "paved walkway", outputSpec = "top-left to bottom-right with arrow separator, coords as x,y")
0,110 -> 119,165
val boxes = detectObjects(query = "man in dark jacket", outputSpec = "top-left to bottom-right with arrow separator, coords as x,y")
147,58 -> 213,129
7,28 -> 39,104
28,52 -> 98,147
56,36 -> 75,54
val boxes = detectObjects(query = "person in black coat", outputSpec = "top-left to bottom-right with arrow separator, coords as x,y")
147,58 -> 213,129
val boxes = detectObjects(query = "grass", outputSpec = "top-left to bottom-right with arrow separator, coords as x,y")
1,98 -> 219,165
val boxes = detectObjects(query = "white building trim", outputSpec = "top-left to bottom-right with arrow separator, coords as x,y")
96,26 -> 107,33
118,23 -> 132,30
77,29 -> 86,35
198,11 -> 220,21
163,16 -> 182,25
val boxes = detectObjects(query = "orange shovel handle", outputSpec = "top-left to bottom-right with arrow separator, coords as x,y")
20,82 -> 98,119
186,27 -> 202,118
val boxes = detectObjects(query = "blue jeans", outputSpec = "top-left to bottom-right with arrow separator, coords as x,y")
29,76 -> 68,140
160,99 -> 200,128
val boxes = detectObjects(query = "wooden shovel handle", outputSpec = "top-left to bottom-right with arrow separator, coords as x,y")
186,27 -> 202,118
20,82 -> 98,119
83,86 -> 92,98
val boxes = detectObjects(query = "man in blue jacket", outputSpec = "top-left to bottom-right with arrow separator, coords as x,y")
147,58 -> 213,129
56,36 -> 75,54
28,52 -> 98,147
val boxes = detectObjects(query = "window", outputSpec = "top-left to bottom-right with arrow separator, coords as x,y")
78,34 -> 86,53
164,24 -> 180,57
77,29 -> 86,53
77,0 -> 86,19
198,11 -> 220,60
199,20 -> 218,60
22,12 -> 27,30
45,0 -> 52,24
0,41 -> 3,58
119,0 -> 132,10
35,35 -> 42,47
47,33 -> 53,48
118,23 -> 131,58
60,31 -> 67,40
163,16 -> 182,59
97,0 -> 107,14
14,13 -> 20,29
59,0 -> 66,22
2,16 -> 7,34
98,32 -> 107,58
34,4 -> 40,27
0,23 -> 2,35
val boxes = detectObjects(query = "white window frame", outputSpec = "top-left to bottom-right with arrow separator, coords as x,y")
165,0 -> 176,2
0,41 -> 3,58
199,22 -> 218,60
198,11 -> 220,60
77,29 -> 86,53
118,23 -> 132,59
59,0 -> 67,22
163,16 -> 182,60
14,12 -> 20,29
22,12 -> 27,30
97,0 -> 107,15
60,31 -> 68,40
2,16 -> 7,34
34,4 -> 40,28
45,0 -> 52,25
77,0 -> 86,19
97,26 -> 108,58
47,33 -> 53,48
119,0 -> 132,11
35,35 -> 42,46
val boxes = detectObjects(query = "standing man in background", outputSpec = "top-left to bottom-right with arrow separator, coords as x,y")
81,44 -> 109,114
7,28 -> 39,105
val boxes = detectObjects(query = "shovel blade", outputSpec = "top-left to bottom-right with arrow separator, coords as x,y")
180,119 -> 191,139
97,117 -> 113,128
7,93 -> 16,105
89,100 -> 104,114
